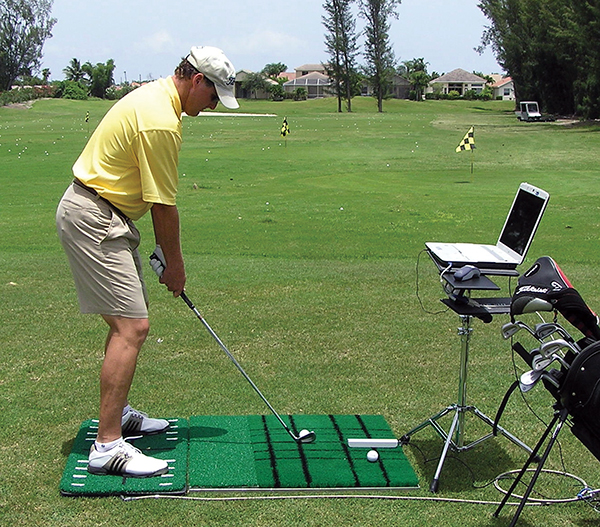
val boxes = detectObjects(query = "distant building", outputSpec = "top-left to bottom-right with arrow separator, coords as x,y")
361,74 -> 411,99
234,70 -> 277,100
490,75 -> 515,100
428,68 -> 487,96
295,64 -> 327,77
283,72 -> 331,98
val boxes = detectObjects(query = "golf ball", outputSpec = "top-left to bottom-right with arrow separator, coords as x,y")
367,449 -> 379,463
300,429 -> 310,437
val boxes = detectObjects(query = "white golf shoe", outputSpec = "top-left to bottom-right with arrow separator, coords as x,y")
88,439 -> 168,477
121,406 -> 169,436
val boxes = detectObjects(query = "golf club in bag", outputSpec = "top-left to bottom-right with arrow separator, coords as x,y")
493,256 -> 600,526
149,246 -> 316,444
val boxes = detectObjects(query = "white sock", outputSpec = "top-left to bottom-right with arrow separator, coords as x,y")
94,437 -> 123,453
122,404 -> 132,416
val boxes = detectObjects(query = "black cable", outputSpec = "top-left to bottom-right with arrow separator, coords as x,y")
415,249 -> 450,316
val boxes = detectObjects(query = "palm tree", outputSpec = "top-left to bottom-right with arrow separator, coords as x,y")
63,58 -> 86,83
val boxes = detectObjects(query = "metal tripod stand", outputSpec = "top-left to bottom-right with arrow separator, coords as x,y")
401,272 -> 533,492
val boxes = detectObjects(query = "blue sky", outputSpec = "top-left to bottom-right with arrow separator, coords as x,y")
42,0 -> 502,84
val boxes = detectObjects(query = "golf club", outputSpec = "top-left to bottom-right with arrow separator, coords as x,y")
501,320 -> 536,340
540,338 -> 579,359
149,248 -> 316,444
534,322 -> 577,345
519,369 -> 544,392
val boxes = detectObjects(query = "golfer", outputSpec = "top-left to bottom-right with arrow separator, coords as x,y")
56,46 -> 238,477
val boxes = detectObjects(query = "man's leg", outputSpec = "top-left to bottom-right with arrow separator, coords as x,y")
96,315 -> 149,443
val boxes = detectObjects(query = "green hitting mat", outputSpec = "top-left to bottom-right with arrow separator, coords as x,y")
59,418 -> 189,496
60,414 -> 418,496
188,414 -> 419,491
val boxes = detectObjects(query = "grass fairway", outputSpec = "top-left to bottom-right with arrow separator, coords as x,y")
1,95 -> 600,526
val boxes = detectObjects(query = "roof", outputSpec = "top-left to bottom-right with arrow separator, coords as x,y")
430,68 -> 487,83
284,72 -> 330,87
295,64 -> 327,72
278,72 -> 297,81
491,76 -> 513,88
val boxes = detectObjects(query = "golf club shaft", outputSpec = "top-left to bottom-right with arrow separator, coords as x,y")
179,291 -> 300,441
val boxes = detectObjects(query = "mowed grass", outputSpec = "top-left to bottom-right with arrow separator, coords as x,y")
1,95 -> 600,526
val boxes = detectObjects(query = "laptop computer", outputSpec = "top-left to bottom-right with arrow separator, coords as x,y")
426,182 -> 550,272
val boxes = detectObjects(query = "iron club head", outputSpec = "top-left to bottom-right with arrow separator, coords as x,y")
298,429 -> 316,443
501,322 -> 522,339
520,369 -> 544,392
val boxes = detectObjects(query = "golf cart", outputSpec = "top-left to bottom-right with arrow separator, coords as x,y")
516,101 -> 555,122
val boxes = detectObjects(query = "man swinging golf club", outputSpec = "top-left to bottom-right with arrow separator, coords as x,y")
56,46 -> 238,477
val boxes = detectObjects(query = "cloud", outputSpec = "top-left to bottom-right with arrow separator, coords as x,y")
134,30 -> 177,54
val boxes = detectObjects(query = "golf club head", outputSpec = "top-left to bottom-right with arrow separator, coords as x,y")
520,369 -> 544,392
534,322 -> 560,340
501,322 -> 522,340
532,354 -> 553,371
540,338 -> 578,358
298,429 -> 316,444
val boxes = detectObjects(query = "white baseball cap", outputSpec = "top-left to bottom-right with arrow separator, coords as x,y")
187,46 -> 239,109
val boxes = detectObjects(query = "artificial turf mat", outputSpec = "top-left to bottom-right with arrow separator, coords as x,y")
60,414 -> 419,496
188,414 -> 419,491
59,418 -> 189,496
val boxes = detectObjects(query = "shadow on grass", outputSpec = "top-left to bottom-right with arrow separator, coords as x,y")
61,436 -> 75,457
404,436 -> 527,494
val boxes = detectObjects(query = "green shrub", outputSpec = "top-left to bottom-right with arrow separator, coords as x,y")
0,85 -> 57,106
106,83 -> 136,100
59,80 -> 88,100
294,87 -> 307,101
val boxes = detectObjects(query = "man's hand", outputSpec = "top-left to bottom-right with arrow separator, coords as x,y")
149,246 -> 166,277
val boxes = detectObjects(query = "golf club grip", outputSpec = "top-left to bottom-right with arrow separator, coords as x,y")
180,291 -> 195,311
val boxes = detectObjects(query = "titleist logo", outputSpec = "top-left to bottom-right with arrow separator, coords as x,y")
517,285 -> 549,294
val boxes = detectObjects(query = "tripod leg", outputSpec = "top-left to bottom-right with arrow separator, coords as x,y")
493,410 -> 561,519
507,409 -> 569,527
430,407 -> 461,492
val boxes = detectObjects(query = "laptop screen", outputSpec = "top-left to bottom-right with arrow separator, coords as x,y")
498,186 -> 548,256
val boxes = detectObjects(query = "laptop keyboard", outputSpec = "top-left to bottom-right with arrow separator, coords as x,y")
469,299 -> 512,314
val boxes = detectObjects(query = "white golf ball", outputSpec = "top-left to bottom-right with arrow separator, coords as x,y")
367,449 -> 379,463
300,429 -> 310,437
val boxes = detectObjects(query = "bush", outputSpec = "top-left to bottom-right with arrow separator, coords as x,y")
60,80 -> 88,100
106,83 -> 136,100
269,83 -> 285,101
293,87 -> 307,101
0,85 -> 57,106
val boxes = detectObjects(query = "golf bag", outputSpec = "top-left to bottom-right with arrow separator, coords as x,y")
508,256 -> 600,458
494,257 -> 600,525
559,340 -> 600,462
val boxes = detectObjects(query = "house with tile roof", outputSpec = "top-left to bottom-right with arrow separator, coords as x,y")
427,68 -> 487,96
490,75 -> 515,100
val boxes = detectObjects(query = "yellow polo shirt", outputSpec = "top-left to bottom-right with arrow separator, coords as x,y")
72,77 -> 182,221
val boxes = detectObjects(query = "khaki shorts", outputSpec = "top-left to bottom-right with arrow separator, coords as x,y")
56,182 -> 149,318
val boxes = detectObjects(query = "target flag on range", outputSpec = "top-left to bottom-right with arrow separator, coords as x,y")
456,126 -> 475,152
280,117 -> 290,148
456,126 -> 476,176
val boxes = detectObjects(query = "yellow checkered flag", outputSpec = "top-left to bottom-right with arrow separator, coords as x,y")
281,117 -> 290,137
456,126 -> 475,152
